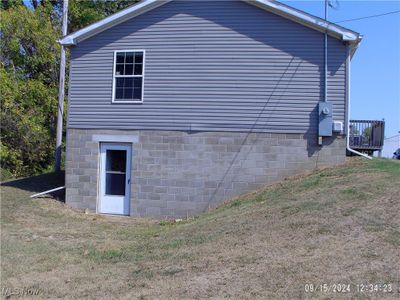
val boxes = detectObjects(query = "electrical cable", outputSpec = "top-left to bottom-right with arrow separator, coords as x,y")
335,10 -> 400,23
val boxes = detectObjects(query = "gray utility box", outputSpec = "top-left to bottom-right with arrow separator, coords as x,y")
318,102 -> 333,137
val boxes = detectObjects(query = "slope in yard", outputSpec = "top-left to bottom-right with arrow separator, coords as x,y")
1,159 -> 399,299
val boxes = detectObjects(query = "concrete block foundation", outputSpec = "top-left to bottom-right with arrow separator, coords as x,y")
65,129 -> 346,219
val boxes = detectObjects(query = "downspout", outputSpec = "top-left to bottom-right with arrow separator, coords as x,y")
345,44 -> 372,159
30,186 -> 65,198
324,0 -> 328,103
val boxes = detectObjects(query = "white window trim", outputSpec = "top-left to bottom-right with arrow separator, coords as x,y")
112,49 -> 146,104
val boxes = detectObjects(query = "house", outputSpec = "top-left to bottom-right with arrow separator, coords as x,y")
60,0 -> 362,218
381,134 -> 400,158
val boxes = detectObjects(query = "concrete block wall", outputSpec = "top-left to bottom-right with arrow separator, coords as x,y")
66,129 -> 346,219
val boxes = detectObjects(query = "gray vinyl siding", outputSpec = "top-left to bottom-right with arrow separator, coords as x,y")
68,0 -> 347,134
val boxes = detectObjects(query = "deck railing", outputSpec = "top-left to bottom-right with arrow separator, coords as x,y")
349,120 -> 385,151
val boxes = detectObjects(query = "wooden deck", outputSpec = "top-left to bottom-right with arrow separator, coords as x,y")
349,120 -> 385,154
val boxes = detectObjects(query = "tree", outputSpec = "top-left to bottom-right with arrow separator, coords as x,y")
1,5 -> 60,82
68,0 -> 139,33
0,0 -> 139,178
0,0 -> 23,10
0,5 -> 60,177
0,68 -> 58,176
363,126 -> 372,140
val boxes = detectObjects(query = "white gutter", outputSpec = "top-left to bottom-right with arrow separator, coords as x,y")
60,0 -> 362,47
345,44 -> 372,160
59,0 -> 170,46
248,0 -> 361,42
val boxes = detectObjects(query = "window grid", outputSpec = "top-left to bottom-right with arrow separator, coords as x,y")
112,50 -> 145,103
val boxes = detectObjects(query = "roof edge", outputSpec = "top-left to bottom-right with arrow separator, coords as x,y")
60,0 -> 362,47
59,0 -> 171,46
246,0 -> 361,44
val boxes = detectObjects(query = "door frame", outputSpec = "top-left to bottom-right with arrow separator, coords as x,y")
98,143 -> 132,216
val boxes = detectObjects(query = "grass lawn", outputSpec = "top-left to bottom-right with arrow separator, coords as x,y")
1,158 -> 399,299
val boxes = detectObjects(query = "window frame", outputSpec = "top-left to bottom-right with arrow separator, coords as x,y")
112,49 -> 145,104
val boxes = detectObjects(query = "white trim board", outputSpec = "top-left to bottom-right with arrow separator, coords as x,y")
92,135 -> 139,143
59,0 -> 362,47
60,0 -> 169,46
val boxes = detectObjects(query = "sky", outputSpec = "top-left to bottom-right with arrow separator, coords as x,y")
281,0 -> 400,138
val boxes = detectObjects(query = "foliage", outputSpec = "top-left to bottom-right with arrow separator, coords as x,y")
0,67 -> 59,176
0,5 -> 60,177
0,0 -> 138,178
0,0 -> 23,10
363,126 -> 372,139
69,0 -> 139,33
1,5 -> 60,81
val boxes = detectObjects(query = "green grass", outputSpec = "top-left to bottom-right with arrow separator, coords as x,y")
368,158 -> 400,175
385,230 -> 400,247
0,167 -> 13,182
1,158 -> 399,299
87,249 -> 130,262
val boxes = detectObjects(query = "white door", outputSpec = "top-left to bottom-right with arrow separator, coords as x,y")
99,143 -> 131,215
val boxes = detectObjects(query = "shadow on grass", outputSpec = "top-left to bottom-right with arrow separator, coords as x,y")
1,171 -> 65,201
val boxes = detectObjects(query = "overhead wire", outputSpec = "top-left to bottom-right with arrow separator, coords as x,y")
334,10 -> 400,23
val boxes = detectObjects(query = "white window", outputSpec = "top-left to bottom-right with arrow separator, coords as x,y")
112,50 -> 145,103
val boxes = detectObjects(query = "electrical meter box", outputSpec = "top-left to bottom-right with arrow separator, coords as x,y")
318,102 -> 333,137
